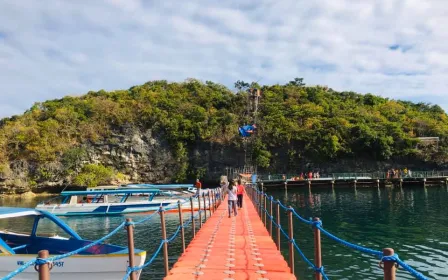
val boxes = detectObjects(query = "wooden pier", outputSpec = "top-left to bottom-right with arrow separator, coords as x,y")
164,194 -> 296,280
259,176 -> 448,190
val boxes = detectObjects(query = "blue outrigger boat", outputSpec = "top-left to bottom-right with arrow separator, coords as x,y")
0,207 -> 146,279
35,188 -> 203,216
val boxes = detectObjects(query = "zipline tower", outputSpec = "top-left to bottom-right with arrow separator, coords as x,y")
239,87 -> 261,175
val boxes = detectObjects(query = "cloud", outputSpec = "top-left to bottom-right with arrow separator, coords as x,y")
0,0 -> 448,118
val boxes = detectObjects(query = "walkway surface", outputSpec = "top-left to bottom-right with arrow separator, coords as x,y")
164,194 -> 296,280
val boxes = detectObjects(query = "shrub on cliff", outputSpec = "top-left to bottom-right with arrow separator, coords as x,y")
73,164 -> 114,188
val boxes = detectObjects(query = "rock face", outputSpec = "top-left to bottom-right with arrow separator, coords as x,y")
85,127 -> 178,183
0,127 -> 245,194
0,126 -> 439,194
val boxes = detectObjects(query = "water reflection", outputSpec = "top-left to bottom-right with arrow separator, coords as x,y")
270,186 -> 448,280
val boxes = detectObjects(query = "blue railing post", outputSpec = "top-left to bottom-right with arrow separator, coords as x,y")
264,195 -> 267,226
190,197 -> 196,237
198,194 -> 202,228
287,206 -> 294,274
159,207 -> 169,276
269,196 -> 273,236
37,250 -> 50,280
203,193 -> 207,220
313,218 -> 322,280
382,248 -> 396,280
177,201 -> 185,253
125,218 -> 136,280
276,200 -> 281,250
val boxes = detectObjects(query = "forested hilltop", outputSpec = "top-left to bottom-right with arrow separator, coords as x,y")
1,79 -> 447,193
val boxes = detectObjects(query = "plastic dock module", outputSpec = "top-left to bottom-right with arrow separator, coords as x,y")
164,194 -> 296,280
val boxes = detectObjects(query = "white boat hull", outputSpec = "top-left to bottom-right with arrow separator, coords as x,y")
0,252 -> 146,280
36,199 -> 211,216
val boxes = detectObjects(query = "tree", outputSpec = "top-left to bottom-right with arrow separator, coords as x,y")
74,164 -> 114,188
287,77 -> 305,87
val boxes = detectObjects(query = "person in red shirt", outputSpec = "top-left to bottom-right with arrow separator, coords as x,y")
195,179 -> 202,196
236,179 -> 245,209
195,179 -> 202,189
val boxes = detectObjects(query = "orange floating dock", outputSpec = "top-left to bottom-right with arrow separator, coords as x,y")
164,194 -> 296,280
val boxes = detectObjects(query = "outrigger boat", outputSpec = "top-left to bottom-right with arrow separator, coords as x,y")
86,184 -> 198,196
35,189 -> 207,216
0,207 -> 146,279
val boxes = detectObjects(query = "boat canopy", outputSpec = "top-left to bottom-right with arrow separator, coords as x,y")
0,207 -> 41,219
61,189 -> 161,196
122,184 -> 193,189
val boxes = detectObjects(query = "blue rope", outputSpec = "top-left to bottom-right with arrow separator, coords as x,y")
1,259 -> 37,280
291,208 -> 313,225
250,185 -> 428,280
383,254 -> 428,280
122,240 -> 166,280
261,203 -> 330,279
315,224 -> 383,257
123,203 -> 205,278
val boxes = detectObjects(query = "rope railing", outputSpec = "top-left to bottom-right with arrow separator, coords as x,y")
2,187 -> 224,280
246,185 -> 429,280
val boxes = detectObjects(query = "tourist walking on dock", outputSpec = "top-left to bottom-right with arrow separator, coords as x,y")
227,180 -> 238,218
236,179 -> 244,209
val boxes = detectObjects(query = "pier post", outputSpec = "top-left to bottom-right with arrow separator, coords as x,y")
213,190 -> 216,210
269,196 -> 273,236
198,194 -> 202,228
284,181 -> 287,190
423,178 -> 426,188
313,218 -> 322,280
203,193 -> 207,220
276,201 -> 280,250
287,207 -> 295,274
208,192 -> 212,215
331,180 -> 334,189
159,207 -> 169,276
125,218 -> 137,280
178,201 -> 186,253
190,197 -> 196,237
377,179 -> 380,188
264,195 -> 267,227
354,180 -> 357,188
308,180 -> 311,189
258,192 -> 262,217
37,250 -> 50,280
382,248 -> 396,280
399,179 -> 403,188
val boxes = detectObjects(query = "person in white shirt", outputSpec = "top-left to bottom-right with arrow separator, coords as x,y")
227,181 -> 238,217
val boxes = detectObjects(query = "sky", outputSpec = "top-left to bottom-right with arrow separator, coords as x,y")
1,0 -> 448,118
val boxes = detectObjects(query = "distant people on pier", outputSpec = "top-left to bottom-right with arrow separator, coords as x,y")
386,168 -> 412,179
236,179 -> 244,209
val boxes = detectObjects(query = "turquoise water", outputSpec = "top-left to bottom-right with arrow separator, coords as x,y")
1,185 -> 447,279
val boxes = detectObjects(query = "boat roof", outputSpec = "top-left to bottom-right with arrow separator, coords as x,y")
61,188 -> 161,196
0,207 -> 41,219
123,184 -> 193,189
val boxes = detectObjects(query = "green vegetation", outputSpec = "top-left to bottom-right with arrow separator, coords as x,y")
73,164 -> 114,188
0,78 -> 447,187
